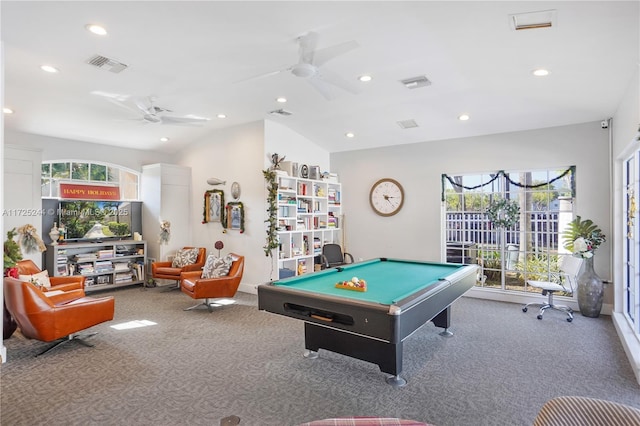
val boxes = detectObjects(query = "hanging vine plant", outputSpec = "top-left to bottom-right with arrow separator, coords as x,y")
485,198 -> 520,228
263,168 -> 279,257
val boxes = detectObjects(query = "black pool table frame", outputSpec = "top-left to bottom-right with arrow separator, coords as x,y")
258,260 -> 477,386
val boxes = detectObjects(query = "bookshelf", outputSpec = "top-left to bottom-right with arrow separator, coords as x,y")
276,174 -> 342,278
45,240 -> 147,292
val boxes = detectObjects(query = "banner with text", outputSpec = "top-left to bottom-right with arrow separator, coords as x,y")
60,183 -> 120,200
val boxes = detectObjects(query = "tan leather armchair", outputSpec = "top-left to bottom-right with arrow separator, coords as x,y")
3,277 -> 115,356
151,247 -> 206,289
17,259 -> 86,293
180,254 -> 244,311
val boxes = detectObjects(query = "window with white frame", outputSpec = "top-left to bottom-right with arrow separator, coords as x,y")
624,155 -> 639,335
41,161 -> 140,200
442,167 -> 575,293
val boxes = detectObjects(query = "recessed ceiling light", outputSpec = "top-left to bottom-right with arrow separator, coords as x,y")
532,68 -> 550,77
3,107 -> 14,114
458,114 -> 470,121
40,65 -> 59,73
358,75 -> 372,82
217,114 -> 227,119
345,132 -> 355,138
85,24 -> 107,36
276,97 -> 287,103
160,137 -> 170,142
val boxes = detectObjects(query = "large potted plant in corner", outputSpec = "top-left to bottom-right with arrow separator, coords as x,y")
561,216 -> 606,317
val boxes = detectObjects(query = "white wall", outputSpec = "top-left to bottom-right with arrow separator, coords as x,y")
264,120 -> 330,172
176,121 -> 270,291
332,121 -> 611,278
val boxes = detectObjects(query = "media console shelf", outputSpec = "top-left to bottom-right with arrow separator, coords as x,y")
45,240 -> 147,292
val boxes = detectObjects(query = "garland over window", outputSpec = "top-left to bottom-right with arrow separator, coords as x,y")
441,166 -> 575,201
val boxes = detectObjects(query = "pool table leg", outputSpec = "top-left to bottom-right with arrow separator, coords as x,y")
433,306 -> 454,337
304,323 -> 405,386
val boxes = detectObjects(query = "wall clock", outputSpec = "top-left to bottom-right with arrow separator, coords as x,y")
369,178 -> 405,217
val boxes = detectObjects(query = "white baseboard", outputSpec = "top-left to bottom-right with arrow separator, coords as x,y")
239,282 -> 259,295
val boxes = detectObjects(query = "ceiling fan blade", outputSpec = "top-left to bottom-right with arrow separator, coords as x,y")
297,31 -> 319,64
312,40 -> 359,67
306,75 -> 339,100
159,115 -> 210,126
315,67 -> 362,95
234,67 -> 290,84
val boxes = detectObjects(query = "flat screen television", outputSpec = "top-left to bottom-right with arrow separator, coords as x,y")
56,200 -> 141,242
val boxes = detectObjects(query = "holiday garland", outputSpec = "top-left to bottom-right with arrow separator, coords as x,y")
263,168 -> 279,257
202,189 -> 225,224
485,199 -> 520,228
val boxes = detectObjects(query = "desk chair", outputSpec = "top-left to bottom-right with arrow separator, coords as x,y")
321,244 -> 354,269
522,255 -> 583,322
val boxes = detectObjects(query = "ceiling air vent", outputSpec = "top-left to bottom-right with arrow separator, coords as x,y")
269,109 -> 293,116
509,10 -> 556,31
400,76 -> 431,89
397,119 -> 419,129
86,54 -> 128,73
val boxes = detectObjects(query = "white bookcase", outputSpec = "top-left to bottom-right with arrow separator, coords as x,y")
45,240 -> 147,292
276,174 -> 342,278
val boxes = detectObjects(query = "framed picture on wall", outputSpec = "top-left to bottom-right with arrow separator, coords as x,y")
224,201 -> 244,233
204,189 -> 224,224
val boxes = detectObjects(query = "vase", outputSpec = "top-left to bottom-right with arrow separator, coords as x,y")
576,256 -> 604,318
49,222 -> 60,246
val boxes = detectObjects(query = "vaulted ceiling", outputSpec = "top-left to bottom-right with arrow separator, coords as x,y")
2,1 -> 638,154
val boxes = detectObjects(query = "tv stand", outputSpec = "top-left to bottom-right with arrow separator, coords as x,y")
45,240 -> 147,292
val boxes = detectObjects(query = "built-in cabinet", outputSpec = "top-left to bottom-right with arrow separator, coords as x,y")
45,240 -> 147,292
276,174 -> 342,278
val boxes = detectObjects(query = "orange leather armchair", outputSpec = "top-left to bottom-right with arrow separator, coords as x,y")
3,277 -> 115,356
151,247 -> 207,289
180,254 -> 244,311
17,259 -> 86,293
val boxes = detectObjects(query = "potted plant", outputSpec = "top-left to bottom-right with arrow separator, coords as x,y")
561,216 -> 606,317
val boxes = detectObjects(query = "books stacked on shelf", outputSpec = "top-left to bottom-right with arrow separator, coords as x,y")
85,277 -> 96,286
74,253 -> 97,263
278,194 -> 296,204
98,249 -> 114,259
95,260 -> 114,273
328,188 -> 340,205
56,250 -> 69,276
96,275 -> 111,285
298,182 -> 309,196
113,262 -> 130,272
313,237 -> 321,255
78,263 -> 95,275
297,199 -> 311,213
115,271 -> 134,284
328,213 -> 339,228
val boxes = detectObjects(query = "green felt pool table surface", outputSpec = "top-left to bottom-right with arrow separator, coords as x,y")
272,258 -> 467,305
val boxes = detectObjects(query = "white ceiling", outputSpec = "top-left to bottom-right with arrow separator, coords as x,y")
2,1 -> 638,154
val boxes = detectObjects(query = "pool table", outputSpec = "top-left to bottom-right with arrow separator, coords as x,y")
258,258 -> 477,386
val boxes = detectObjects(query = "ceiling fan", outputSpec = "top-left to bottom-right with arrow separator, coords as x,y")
94,92 -> 210,125
240,31 -> 361,100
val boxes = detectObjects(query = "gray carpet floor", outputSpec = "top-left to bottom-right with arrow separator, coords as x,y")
2,285 -> 639,426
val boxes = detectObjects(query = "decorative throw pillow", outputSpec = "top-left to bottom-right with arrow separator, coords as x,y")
172,248 -> 199,268
19,270 -> 51,289
201,254 -> 218,279
201,254 -> 233,279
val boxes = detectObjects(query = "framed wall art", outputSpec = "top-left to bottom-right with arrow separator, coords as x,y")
203,189 -> 225,224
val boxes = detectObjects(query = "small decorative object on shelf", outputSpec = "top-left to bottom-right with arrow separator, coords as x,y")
485,198 -> 520,228
49,222 -> 60,246
562,216 -> 607,317
335,276 -> 367,292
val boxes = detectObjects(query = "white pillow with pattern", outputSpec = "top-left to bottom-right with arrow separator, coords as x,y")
172,248 -> 199,268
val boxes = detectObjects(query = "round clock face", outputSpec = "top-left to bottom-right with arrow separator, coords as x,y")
231,182 -> 241,200
369,178 -> 405,217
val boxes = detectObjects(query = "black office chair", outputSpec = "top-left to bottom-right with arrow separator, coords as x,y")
321,244 -> 354,269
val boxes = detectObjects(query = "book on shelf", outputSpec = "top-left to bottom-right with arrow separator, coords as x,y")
98,249 -> 114,259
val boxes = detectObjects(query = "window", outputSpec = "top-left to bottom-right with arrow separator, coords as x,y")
443,167 -> 574,294
41,161 -> 140,200
624,155 -> 639,335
